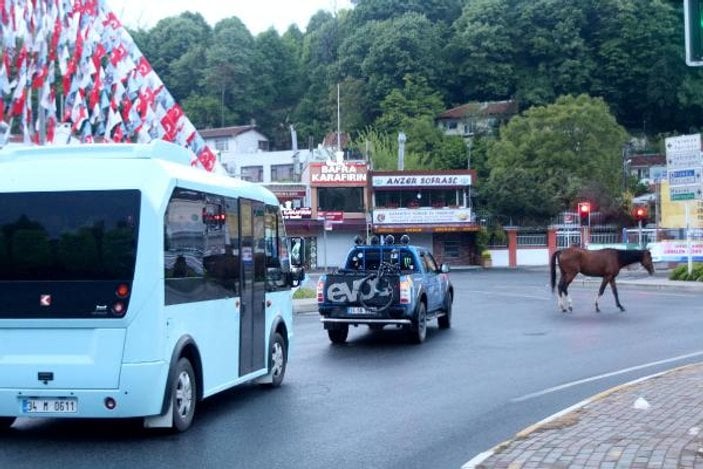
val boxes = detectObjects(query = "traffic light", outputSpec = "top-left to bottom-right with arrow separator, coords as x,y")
578,202 -> 590,226
685,0 -> 703,66
632,206 -> 648,222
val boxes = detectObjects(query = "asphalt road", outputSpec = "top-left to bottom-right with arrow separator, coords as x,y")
2,269 -> 703,469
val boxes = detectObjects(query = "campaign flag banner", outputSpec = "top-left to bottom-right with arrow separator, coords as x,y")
0,0 -> 217,172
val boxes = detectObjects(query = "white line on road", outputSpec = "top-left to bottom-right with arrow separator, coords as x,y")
511,350 -> 703,402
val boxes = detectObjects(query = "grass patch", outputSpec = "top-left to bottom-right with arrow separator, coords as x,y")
293,287 -> 316,299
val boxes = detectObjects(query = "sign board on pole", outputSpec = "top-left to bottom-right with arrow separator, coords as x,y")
665,134 -> 702,167
668,168 -> 702,186
665,134 -> 703,201
670,185 -> 703,201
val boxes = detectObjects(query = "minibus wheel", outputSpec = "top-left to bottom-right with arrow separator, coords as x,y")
171,357 -> 196,432
267,332 -> 287,388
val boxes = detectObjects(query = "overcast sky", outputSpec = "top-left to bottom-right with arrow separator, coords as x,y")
106,0 -> 353,34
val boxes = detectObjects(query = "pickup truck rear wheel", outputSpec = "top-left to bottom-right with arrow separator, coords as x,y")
438,292 -> 453,329
328,325 -> 349,344
409,302 -> 427,344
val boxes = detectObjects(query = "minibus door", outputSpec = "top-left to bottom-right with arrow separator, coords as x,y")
239,199 -> 266,376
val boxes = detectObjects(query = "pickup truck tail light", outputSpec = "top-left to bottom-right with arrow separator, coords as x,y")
316,278 -> 325,303
399,277 -> 413,304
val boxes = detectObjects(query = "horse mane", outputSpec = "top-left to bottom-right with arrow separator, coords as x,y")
616,249 -> 645,267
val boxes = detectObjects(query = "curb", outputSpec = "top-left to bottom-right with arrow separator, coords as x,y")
461,363 -> 700,469
293,298 -> 318,314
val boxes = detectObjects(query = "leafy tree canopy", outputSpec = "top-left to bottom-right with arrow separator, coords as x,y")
483,94 -> 628,225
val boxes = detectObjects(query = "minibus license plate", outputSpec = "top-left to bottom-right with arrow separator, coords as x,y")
22,398 -> 78,414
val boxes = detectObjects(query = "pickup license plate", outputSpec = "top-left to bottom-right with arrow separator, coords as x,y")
22,398 -> 78,414
347,306 -> 367,314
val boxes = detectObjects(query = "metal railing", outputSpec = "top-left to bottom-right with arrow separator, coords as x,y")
517,233 -> 547,247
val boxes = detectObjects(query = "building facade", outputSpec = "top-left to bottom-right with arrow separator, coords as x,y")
370,170 -> 479,265
200,125 -> 269,155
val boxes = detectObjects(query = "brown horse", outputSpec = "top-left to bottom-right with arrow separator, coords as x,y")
550,247 -> 654,313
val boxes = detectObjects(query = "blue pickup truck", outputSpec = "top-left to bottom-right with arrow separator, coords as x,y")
316,235 -> 453,344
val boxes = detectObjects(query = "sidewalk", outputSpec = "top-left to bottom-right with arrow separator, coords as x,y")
464,363 -> 703,468
464,273 -> 703,469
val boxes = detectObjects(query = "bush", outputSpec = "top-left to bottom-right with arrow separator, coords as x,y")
293,287 -> 316,299
669,263 -> 703,281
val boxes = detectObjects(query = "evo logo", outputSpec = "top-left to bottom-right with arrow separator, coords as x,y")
326,277 -> 392,303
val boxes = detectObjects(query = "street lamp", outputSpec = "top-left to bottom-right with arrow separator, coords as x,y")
397,132 -> 406,171
622,142 -> 633,190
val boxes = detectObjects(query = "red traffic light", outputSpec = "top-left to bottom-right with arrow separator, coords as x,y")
578,202 -> 590,214
632,206 -> 648,221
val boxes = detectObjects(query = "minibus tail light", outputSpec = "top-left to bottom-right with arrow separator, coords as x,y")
116,283 -> 130,298
112,301 -> 126,317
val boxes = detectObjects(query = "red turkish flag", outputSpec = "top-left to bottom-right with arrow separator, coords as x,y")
102,12 -> 122,30
110,44 -> 127,67
136,56 -> 153,77
198,146 -> 217,172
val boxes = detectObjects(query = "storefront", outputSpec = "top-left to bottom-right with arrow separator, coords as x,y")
304,160 -> 371,269
370,170 -> 480,265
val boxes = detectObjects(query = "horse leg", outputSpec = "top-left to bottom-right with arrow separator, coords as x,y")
595,278 -> 608,313
610,278 -> 625,311
556,277 -> 567,312
558,274 -> 574,312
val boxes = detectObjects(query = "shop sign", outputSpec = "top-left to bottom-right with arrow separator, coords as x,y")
274,190 -> 307,198
372,174 -> 471,187
310,161 -> 368,186
282,207 -> 312,219
373,208 -> 472,224
319,210 -> 344,222
649,240 -> 703,262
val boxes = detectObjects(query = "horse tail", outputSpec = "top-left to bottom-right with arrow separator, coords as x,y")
550,250 -> 560,293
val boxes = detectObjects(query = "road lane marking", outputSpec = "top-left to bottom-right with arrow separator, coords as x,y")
511,350 -> 703,402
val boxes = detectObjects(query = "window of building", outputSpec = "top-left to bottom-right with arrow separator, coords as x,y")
447,121 -> 458,130
241,166 -> 263,182
271,164 -> 295,182
443,240 -> 460,259
317,187 -> 364,212
214,138 -> 228,151
258,140 -> 269,151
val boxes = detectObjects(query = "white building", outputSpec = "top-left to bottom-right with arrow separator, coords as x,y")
200,125 -> 269,155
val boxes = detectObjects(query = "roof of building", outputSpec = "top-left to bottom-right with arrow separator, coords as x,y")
199,125 -> 261,139
628,153 -> 666,167
437,100 -> 518,120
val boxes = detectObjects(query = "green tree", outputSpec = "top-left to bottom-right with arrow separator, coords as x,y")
137,13 -> 212,102
374,75 -> 444,133
589,0 -> 685,132
361,13 -> 445,110
483,94 -> 628,225
251,29 -> 304,149
181,95 -> 223,129
294,11 -> 341,145
349,0 -> 463,24
204,17 -> 256,126
445,0 -> 515,103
